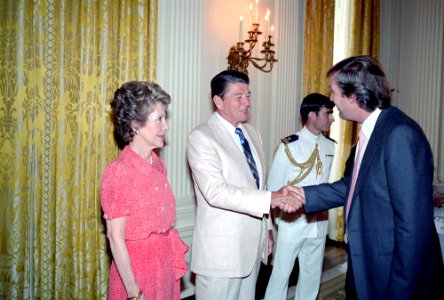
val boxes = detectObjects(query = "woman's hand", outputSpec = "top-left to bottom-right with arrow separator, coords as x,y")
106,217 -> 141,298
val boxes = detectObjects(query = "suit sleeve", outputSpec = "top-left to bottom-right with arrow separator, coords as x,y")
385,125 -> 434,297
186,128 -> 271,218
304,178 -> 349,213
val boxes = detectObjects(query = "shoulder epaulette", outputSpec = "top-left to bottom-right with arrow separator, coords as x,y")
324,135 -> 337,143
281,134 -> 299,145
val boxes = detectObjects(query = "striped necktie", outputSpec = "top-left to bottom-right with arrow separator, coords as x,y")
235,127 -> 260,189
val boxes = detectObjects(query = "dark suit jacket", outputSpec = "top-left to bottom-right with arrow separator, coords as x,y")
344,145 -> 356,177
304,107 -> 444,299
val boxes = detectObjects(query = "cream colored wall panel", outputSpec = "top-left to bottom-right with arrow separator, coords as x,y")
157,0 -> 201,205
380,0 -> 444,182
265,0 -> 304,163
157,1 -> 202,295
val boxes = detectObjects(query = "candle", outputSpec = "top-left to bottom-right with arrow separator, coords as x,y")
264,15 -> 268,37
249,3 -> 253,26
239,16 -> 243,42
255,0 -> 259,23
266,9 -> 270,37
271,25 -> 274,36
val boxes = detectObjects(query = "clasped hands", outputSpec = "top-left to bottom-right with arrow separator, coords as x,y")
270,185 -> 305,213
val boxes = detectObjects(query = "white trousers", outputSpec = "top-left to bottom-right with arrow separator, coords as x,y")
264,227 -> 326,300
195,254 -> 261,300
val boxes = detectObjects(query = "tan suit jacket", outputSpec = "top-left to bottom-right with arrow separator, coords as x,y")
187,112 -> 272,278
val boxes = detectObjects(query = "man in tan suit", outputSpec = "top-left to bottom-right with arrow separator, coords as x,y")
187,70 -> 302,300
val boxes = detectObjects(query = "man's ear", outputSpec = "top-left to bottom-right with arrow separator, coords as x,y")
349,94 -> 357,103
213,95 -> 223,109
307,111 -> 316,120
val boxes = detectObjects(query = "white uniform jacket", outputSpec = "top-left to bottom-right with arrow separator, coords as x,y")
268,127 -> 335,238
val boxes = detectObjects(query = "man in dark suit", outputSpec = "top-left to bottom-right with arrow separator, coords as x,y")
297,55 -> 444,299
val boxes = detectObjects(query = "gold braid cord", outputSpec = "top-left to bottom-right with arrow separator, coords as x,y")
285,143 -> 323,186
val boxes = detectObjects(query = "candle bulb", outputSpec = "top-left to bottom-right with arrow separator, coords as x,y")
239,16 -> 243,42
255,0 -> 259,23
249,3 -> 253,27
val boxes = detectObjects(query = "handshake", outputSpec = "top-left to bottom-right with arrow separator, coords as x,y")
270,185 -> 306,213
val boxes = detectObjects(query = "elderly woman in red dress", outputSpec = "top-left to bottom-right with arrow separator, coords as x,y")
101,81 -> 188,300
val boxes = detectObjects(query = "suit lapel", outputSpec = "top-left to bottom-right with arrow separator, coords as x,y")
208,113 -> 241,157
207,113 -> 265,189
208,114 -> 257,183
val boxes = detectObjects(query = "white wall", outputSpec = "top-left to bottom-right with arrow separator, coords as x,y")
156,0 -> 305,297
380,0 -> 444,183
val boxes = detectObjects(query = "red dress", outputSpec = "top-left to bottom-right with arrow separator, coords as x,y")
101,146 -> 188,300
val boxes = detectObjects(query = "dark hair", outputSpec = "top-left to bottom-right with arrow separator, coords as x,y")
300,93 -> 335,122
110,81 -> 171,144
327,55 -> 391,112
210,70 -> 249,98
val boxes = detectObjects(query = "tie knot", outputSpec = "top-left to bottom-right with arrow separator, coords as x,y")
235,127 -> 245,142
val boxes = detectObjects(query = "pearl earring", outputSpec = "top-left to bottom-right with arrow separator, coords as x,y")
135,129 -> 140,135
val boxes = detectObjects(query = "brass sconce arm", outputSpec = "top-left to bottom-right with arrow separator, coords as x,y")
227,23 -> 278,74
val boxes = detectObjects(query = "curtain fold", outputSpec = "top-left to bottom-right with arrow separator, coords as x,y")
328,0 -> 380,241
0,0 -> 157,298
302,0 -> 380,242
331,0 -> 380,181
351,0 -> 380,58
302,0 -> 336,97
301,0 -> 338,240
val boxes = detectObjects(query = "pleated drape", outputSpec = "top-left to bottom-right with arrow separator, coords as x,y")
0,0 -> 157,298
351,0 -> 380,58
302,0 -> 335,97
329,0 -> 380,241
302,0 -> 380,242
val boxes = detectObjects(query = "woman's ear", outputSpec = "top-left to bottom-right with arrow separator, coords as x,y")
130,121 -> 139,133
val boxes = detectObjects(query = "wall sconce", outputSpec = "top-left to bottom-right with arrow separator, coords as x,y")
227,3 -> 277,74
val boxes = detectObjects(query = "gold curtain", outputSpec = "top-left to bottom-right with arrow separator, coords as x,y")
302,0 -> 380,242
301,0 -> 337,240
351,0 -> 380,59
302,0 -> 335,97
331,0 -> 381,188
0,0 -> 157,298
328,0 -> 381,241
332,0 -> 380,178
